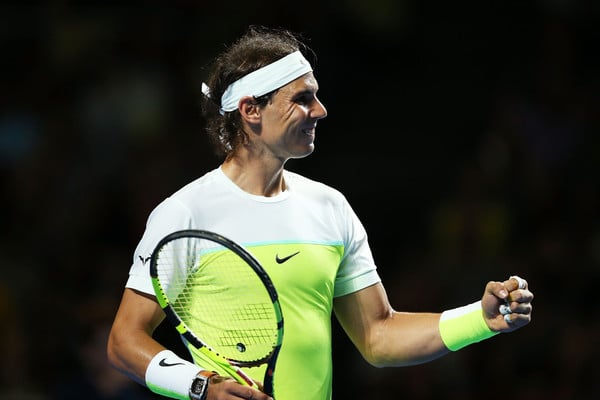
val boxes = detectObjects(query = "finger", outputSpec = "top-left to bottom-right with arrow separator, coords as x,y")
503,308 -> 532,327
506,281 -> 534,306
243,386 -> 271,400
499,300 -> 532,316
499,275 -> 529,315
233,385 -> 271,400
216,379 -> 270,400
499,303 -> 512,315
509,275 -> 527,290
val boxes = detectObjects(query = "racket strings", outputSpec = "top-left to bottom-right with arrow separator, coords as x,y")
156,236 -> 279,365
234,303 -> 274,320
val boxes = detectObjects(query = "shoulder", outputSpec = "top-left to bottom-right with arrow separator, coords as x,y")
171,167 -> 223,197
163,167 -> 233,208
284,170 -> 346,202
146,168 -> 223,221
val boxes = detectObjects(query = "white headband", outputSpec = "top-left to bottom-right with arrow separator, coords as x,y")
202,50 -> 312,115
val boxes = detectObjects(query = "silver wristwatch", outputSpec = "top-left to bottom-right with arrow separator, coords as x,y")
189,371 -> 216,400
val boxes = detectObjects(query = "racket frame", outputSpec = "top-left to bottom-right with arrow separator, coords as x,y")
149,229 -> 283,395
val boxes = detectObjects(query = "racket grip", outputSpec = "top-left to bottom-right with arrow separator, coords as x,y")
198,348 -> 260,390
234,366 -> 258,388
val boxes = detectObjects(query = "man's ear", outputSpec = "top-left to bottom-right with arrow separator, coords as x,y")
239,96 -> 261,124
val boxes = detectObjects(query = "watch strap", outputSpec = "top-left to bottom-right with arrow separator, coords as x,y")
199,370 -> 217,379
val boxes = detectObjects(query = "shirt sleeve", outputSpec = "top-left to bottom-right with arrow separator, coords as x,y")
125,197 -> 195,295
333,197 -> 381,297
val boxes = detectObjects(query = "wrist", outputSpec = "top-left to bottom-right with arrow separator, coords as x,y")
189,370 -> 217,400
439,300 -> 498,351
145,349 -> 202,399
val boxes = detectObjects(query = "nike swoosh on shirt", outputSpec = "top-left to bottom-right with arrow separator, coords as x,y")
159,358 -> 184,367
275,251 -> 300,264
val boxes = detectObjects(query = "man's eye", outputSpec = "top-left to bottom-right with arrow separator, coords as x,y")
296,95 -> 311,105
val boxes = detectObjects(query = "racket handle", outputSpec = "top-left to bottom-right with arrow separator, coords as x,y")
198,348 -> 259,390
233,366 -> 259,389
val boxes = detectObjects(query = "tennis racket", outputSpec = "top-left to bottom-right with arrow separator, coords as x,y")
149,229 -> 283,397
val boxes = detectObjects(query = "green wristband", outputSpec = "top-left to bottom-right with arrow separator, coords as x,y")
439,301 -> 498,351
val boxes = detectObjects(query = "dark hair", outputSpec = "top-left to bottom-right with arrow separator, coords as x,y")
200,25 -> 314,158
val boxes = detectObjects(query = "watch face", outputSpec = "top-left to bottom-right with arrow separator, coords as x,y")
192,378 -> 206,392
190,376 -> 208,400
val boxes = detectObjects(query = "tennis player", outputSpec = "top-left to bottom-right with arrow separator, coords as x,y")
107,25 -> 534,400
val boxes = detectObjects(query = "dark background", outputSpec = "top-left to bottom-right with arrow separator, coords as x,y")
1,1 -> 599,399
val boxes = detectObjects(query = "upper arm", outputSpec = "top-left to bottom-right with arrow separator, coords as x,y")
333,282 -> 448,367
111,288 -> 164,334
333,282 -> 393,364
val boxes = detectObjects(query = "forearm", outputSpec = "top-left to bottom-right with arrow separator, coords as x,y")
107,288 -> 168,385
107,324 -> 166,385
366,311 -> 449,367
334,283 -> 502,368
335,284 -> 450,367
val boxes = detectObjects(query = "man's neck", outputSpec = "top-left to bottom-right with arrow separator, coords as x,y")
221,157 -> 286,197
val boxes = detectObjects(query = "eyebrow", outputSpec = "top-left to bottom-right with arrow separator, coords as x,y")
295,88 -> 315,96
294,81 -> 319,95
